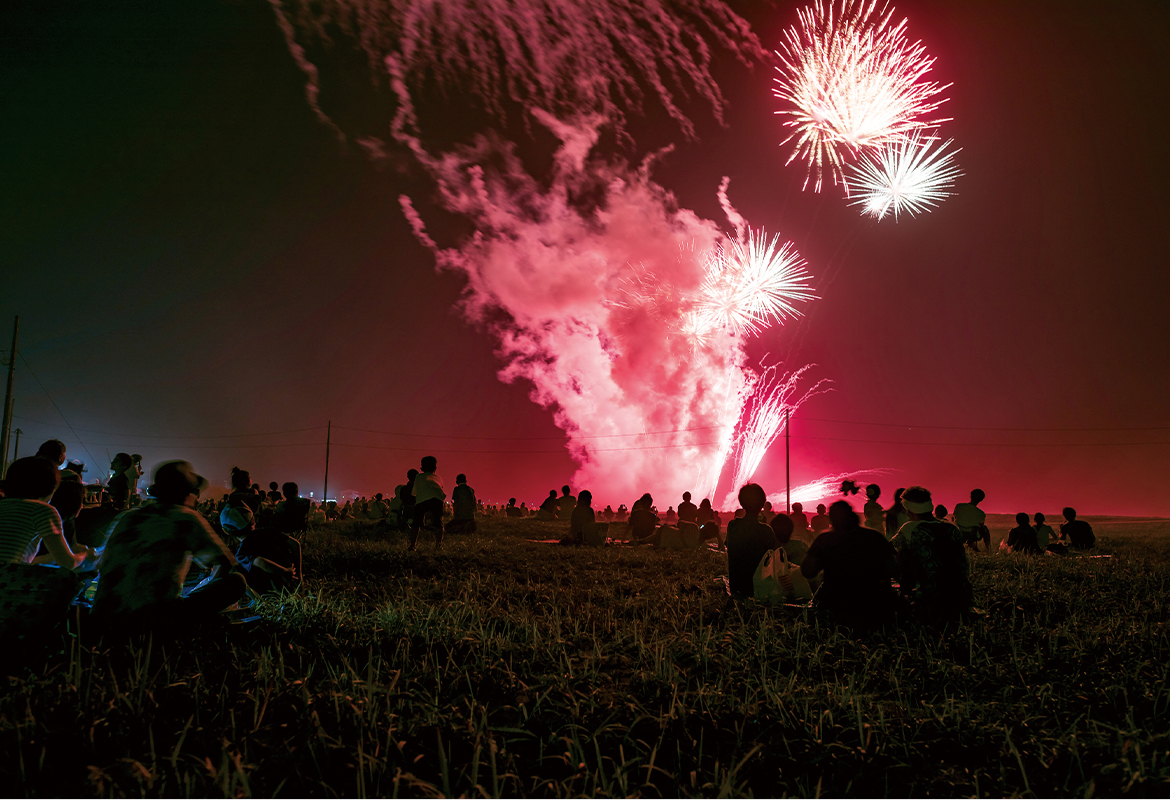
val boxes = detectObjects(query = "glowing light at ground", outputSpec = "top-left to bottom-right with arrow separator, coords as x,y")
773,0 -> 950,191
765,469 -> 892,511
846,130 -> 962,219
723,365 -> 829,506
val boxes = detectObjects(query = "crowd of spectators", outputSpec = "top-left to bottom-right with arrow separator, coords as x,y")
0,439 -> 1101,640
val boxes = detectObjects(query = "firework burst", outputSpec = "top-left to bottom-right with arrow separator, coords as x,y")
695,229 -> 817,338
846,130 -> 962,219
773,0 -> 951,191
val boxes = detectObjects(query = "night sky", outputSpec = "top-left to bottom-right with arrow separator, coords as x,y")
4,0 -> 1169,515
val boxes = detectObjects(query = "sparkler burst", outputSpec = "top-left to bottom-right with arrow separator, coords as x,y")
773,0 -> 951,191
845,130 -> 962,219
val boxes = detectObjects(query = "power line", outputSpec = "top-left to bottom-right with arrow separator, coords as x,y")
16,353 -> 101,469
791,416 -> 1170,433
331,423 -> 729,440
792,434 -> 1170,448
329,440 -> 725,454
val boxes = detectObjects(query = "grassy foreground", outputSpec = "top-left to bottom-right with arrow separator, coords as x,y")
3,516 -> 1170,797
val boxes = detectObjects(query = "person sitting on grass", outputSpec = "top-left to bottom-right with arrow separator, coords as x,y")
273,482 -> 311,534
1060,507 -> 1095,550
863,484 -> 884,532
695,498 -> 715,527
505,498 -> 522,518
556,485 -> 576,522
409,456 -> 446,551
627,494 -> 659,544
565,489 -> 596,545
266,482 -> 282,506
228,467 -> 262,518
678,492 -> 698,525
537,490 -> 558,521
1006,512 -> 1041,554
802,501 -> 902,632
1034,512 -> 1062,553
0,456 -> 92,569
891,486 -> 974,624
770,512 -> 807,565
449,474 -> 478,535
92,461 -> 245,633
601,504 -> 614,522
810,503 -> 830,534
934,504 -> 949,522
954,489 -> 990,551
724,483 -> 778,598
222,505 -> 300,595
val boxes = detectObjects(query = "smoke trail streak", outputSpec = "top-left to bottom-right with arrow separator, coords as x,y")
272,0 -> 764,141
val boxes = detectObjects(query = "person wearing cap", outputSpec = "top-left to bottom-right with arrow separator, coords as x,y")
92,460 -> 245,631
0,456 -> 92,568
890,485 -> 973,623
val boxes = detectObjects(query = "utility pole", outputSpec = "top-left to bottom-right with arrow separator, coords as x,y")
0,316 -> 18,478
10,428 -> 21,463
785,408 -> 791,514
323,420 -> 331,501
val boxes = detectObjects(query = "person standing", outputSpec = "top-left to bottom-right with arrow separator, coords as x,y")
410,456 -> 446,550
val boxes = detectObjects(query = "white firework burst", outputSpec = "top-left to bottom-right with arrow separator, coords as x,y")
846,130 -> 961,219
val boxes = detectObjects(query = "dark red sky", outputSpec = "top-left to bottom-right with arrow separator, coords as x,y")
3,0 -> 1169,514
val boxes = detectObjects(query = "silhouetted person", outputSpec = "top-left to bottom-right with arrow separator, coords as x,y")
863,484 -> 884,532
274,482 -> 311,534
892,486 -> 973,624
93,461 -> 244,633
224,504 -> 300,595
802,500 -> 902,632
410,456 -> 446,550
810,503 -> 830,534
628,494 -> 659,543
1060,507 -> 1095,550
954,489 -> 989,551
537,490 -> 558,520
228,467 -> 262,518
770,512 -> 807,565
1034,512 -> 1062,553
108,453 -> 135,511
884,488 -> 907,541
556,485 -> 576,521
695,498 -> 715,526
664,506 -> 676,523
724,483 -> 778,598
450,474 -> 477,535
1007,512 -> 1040,554
266,482 -> 282,505
34,439 -> 67,468
567,489 -> 595,545
615,504 -> 628,523
789,502 -> 809,537
678,492 -> 698,524
505,498 -> 522,518
601,504 -> 614,522
934,504 -> 949,522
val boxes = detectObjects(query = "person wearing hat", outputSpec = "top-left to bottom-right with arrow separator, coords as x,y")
890,485 -> 973,623
92,460 -> 245,632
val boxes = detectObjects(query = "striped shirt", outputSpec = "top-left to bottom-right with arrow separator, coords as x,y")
0,499 -> 64,564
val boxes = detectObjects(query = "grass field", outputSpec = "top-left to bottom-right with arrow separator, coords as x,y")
3,514 -> 1169,797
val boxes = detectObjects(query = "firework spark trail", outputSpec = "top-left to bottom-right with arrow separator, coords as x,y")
773,0 -> 951,191
767,469 -> 892,510
271,0 -> 764,142
399,115 -> 817,503
846,130 -> 962,219
723,364 -> 830,506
